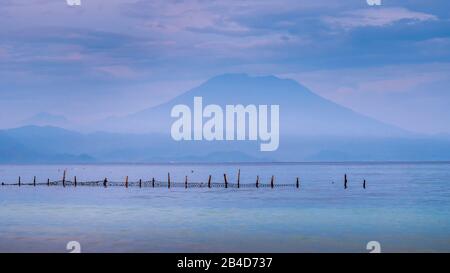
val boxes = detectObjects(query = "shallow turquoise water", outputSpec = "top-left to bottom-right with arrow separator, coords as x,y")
0,163 -> 449,252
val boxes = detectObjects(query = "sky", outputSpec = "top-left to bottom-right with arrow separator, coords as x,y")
0,0 -> 449,134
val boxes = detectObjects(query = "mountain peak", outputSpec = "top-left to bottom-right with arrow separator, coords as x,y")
205,73 -> 299,88
208,73 -> 276,82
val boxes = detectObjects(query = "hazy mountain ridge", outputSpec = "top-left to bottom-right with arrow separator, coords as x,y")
20,112 -> 71,128
1,74 -> 448,163
0,126 -> 94,163
1,125 -> 449,163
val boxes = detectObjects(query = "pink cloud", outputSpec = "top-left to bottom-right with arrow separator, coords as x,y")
0,47 -> 9,59
33,52 -> 85,62
94,65 -> 140,78
323,7 -> 437,29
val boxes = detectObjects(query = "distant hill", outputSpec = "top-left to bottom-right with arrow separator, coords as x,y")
100,74 -> 407,137
21,112 -> 70,128
1,125 -> 450,163
0,126 -> 266,163
0,126 -> 94,163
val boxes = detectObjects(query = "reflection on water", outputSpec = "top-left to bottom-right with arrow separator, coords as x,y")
0,163 -> 449,252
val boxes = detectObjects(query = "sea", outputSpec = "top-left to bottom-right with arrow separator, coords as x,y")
0,162 -> 449,253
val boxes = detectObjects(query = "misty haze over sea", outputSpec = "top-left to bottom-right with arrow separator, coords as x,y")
1,74 -> 449,163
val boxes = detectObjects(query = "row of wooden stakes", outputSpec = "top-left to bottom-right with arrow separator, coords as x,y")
3,170 -> 365,189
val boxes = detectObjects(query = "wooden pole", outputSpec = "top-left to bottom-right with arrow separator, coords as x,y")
237,169 -> 240,189
270,175 -> 274,189
296,177 -> 299,189
344,174 -> 348,189
74,176 -> 77,187
256,175 -> 259,188
185,176 -> 188,189
139,179 -> 142,188
125,176 -> 128,188
33,176 -> 36,187
47,178 -> 50,187
168,173 -> 171,189
223,174 -> 228,188
208,175 -> 211,188
62,170 -> 66,188
152,178 -> 155,188
103,178 -> 108,188
18,176 -> 21,187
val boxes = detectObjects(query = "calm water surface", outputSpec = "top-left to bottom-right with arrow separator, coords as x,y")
0,163 -> 449,252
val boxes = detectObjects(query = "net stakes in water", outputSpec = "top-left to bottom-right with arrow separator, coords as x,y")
0,173 -> 366,189
0,176 -> 295,189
